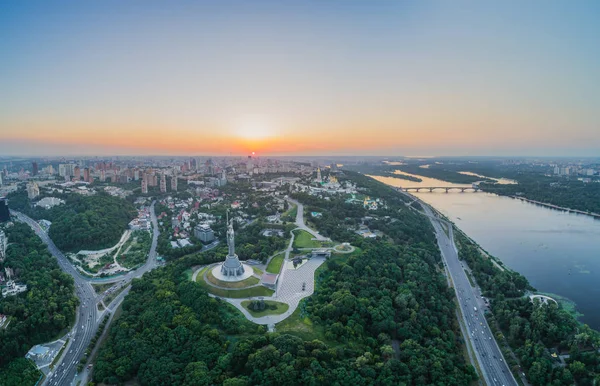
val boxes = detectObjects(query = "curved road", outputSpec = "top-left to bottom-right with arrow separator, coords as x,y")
285,198 -> 329,241
11,201 -> 161,386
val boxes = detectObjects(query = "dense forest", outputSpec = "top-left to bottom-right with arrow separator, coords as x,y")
8,190 -> 137,252
0,223 -> 78,382
93,173 -> 477,385
456,232 -> 600,385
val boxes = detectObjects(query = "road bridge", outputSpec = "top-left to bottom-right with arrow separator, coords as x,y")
399,186 -> 481,193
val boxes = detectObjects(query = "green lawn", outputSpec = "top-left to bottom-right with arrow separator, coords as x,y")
266,253 -> 285,274
241,300 -> 289,317
292,230 -> 323,248
275,302 -> 327,342
206,269 -> 260,288
196,279 -> 274,298
281,204 -> 297,222
92,282 -> 114,295
252,266 -> 264,276
194,266 -> 211,282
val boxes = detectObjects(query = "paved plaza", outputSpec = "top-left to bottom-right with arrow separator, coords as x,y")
214,256 -> 325,325
191,198 -> 346,325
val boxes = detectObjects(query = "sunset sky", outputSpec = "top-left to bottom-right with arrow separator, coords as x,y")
1,1 -> 599,157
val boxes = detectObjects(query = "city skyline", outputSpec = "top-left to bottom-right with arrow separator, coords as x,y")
1,1 -> 600,157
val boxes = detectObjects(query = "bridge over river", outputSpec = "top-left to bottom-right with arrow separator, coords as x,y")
399,186 -> 482,193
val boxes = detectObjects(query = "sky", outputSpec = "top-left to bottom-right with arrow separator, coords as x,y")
1,0 -> 599,157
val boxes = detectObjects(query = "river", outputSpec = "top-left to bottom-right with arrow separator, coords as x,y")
372,172 -> 600,330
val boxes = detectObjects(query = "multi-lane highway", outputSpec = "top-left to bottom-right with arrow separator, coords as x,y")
422,203 -> 517,386
12,201 -> 162,386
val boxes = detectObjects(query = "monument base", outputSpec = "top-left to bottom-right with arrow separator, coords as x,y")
211,263 -> 254,282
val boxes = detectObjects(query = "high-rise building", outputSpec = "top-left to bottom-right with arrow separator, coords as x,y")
315,167 -> 322,183
0,173 -> 3,186
171,175 -> 178,191
26,182 -> 40,199
83,168 -> 90,182
100,170 -> 106,182
0,230 -> 6,262
0,198 -> 10,222
141,179 -> 148,194
32,162 -> 38,176
59,163 -> 75,178
160,173 -> 167,193
134,170 -> 140,181
74,166 -> 81,180
46,165 -> 54,175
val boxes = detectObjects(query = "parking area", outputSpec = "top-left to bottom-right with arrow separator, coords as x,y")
26,338 -> 66,370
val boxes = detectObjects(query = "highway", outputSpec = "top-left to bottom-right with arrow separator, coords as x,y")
422,203 -> 517,386
11,201 -> 162,386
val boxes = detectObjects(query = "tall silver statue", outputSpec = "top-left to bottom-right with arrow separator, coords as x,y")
227,217 -> 235,257
221,211 -> 244,277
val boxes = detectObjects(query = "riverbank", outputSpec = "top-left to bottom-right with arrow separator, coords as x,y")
508,195 -> 600,219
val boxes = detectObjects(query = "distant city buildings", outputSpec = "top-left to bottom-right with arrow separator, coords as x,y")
26,181 -> 40,199
141,179 -> 148,194
59,163 -> 76,178
32,161 -> 38,176
160,173 -> 167,193
73,166 -> 81,181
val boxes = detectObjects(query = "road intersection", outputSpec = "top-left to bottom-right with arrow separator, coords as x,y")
12,201 -> 161,386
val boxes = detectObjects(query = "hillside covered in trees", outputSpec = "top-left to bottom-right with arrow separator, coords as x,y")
8,190 -> 136,252
93,173 -> 477,385
0,223 -> 78,383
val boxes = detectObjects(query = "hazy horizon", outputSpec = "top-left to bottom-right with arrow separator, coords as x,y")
1,1 -> 599,157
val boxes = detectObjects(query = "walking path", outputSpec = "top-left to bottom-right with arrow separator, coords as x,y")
192,198 -> 347,325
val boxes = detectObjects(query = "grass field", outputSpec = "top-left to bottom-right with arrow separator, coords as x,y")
242,300 -> 289,317
275,303 -> 328,342
193,265 -> 274,298
266,253 -> 285,274
292,230 -> 323,248
198,281 -> 275,298
194,266 -> 210,282
252,266 -> 264,275
206,269 -> 260,288
91,282 -> 114,295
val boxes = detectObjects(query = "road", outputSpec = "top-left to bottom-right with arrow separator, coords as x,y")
11,201 -> 162,386
422,203 -> 517,386
285,198 -> 329,241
